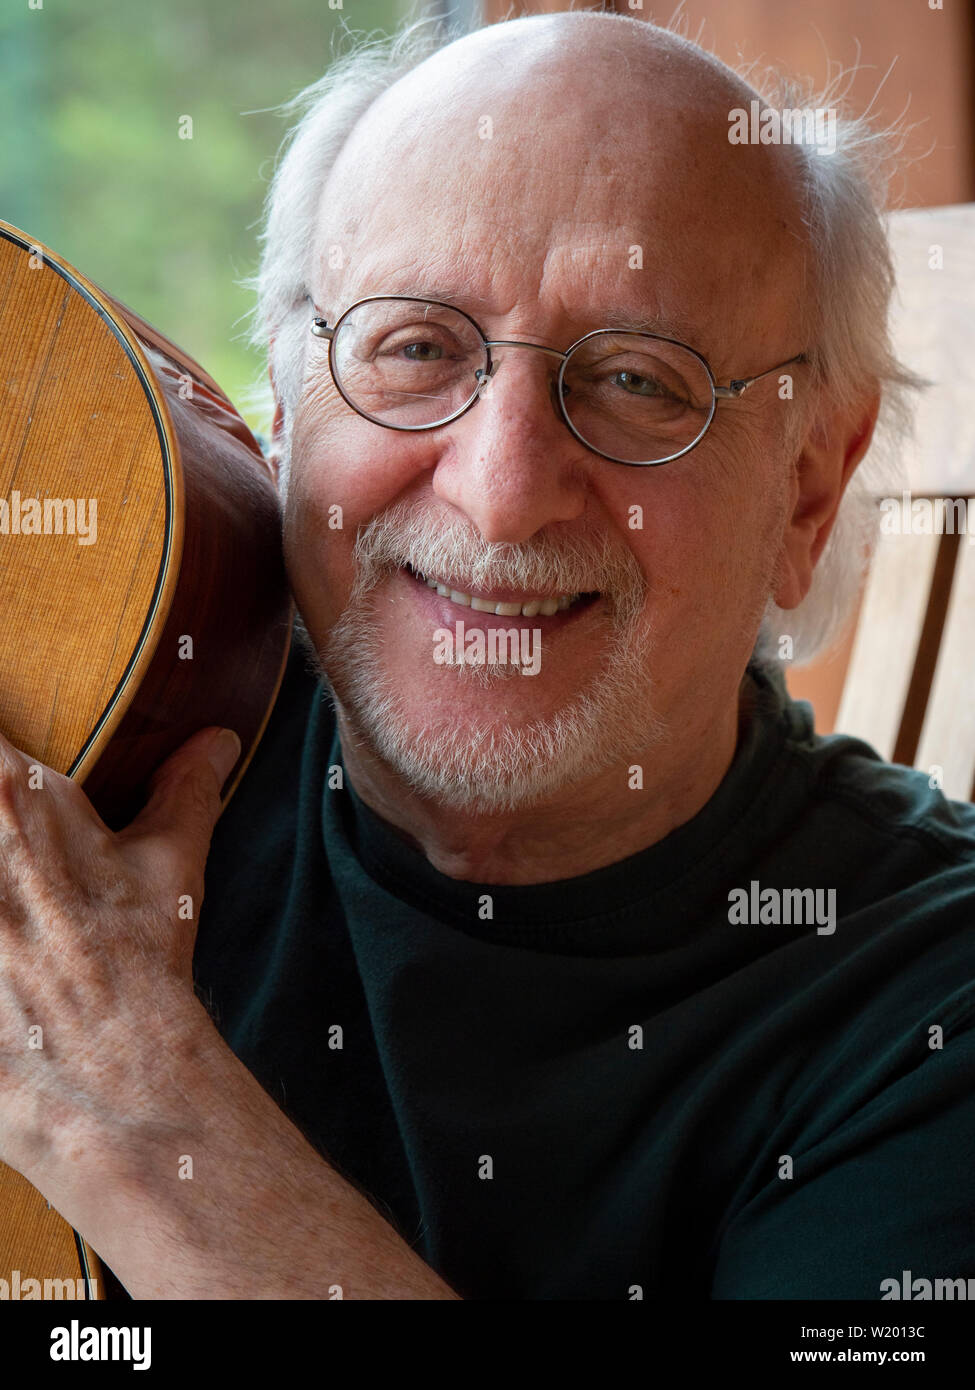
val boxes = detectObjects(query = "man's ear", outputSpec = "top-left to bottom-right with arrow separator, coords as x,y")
774,387 -> 881,611
268,400 -> 284,489
267,335 -> 283,490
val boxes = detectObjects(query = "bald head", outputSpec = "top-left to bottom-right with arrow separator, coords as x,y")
315,11 -> 808,364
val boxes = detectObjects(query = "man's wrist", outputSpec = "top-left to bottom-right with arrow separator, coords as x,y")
31,996 -> 228,1228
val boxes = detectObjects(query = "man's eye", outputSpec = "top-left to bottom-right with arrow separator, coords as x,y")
613,370 -> 675,398
401,340 -> 444,361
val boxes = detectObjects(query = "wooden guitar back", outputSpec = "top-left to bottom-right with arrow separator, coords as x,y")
1,219 -> 293,823
1,231 -> 174,780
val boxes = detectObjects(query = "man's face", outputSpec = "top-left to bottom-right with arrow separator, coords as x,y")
284,31 -> 807,815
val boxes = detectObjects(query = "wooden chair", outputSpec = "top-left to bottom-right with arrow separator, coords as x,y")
835,497 -> 975,800
788,204 -> 975,801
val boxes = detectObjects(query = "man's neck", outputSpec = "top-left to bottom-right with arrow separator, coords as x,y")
333,676 -> 757,886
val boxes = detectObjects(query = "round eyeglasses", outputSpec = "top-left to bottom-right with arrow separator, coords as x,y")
308,295 -> 807,467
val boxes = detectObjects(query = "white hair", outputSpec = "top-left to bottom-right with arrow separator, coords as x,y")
242,7 -> 924,668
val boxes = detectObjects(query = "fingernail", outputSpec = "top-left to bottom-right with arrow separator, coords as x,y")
208,728 -> 241,782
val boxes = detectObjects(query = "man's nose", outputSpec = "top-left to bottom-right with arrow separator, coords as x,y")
430,348 -> 588,545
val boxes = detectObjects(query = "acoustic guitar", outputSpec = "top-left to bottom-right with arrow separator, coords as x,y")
0,219 -> 293,1298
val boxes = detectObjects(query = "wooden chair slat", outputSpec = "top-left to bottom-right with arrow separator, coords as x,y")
835,508 -> 940,760
914,537 -> 975,799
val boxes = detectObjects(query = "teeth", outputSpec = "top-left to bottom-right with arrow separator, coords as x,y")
408,564 -> 583,617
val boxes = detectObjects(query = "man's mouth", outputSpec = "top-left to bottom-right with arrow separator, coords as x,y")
402,562 -> 601,618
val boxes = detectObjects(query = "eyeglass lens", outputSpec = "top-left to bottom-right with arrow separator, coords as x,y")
329,298 -> 715,464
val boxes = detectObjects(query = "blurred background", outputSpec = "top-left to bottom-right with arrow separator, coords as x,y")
2,0 -> 973,722
0,0 -> 415,417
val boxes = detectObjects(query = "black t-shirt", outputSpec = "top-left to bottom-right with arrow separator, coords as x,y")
194,642 -> 975,1299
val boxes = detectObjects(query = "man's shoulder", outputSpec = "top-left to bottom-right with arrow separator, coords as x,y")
194,631 -> 339,1010
745,658 -> 975,862
795,718 -> 975,867
202,631 -> 334,899
784,711 -> 973,884
740,661 -> 975,938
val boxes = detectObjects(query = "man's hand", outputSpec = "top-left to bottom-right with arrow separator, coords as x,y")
0,728 -> 456,1298
0,724 -> 239,1181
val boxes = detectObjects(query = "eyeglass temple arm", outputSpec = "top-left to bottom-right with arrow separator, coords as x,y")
713,352 -> 808,399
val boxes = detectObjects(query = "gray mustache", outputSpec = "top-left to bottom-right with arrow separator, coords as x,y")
350,503 -> 646,603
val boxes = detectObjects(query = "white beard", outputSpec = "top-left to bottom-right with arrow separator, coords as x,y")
315,586 -> 667,818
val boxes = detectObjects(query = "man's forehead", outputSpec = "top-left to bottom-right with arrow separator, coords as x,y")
315,265 -> 707,348
311,192 -> 784,363
312,41 -> 807,358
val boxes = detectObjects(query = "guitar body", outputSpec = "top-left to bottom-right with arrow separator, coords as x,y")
0,220 -> 293,1296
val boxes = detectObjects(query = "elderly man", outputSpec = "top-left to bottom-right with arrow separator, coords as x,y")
2,10 -> 973,1302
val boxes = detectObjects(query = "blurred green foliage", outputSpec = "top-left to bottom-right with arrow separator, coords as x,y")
0,0 -> 414,437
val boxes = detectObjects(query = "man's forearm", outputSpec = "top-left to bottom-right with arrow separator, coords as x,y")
0,724 -> 455,1300
38,1001 -> 459,1300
